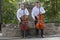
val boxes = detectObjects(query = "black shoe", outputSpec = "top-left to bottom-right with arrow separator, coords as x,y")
26,35 -> 31,38
35,35 -> 40,38
41,36 -> 45,38
21,36 -> 24,38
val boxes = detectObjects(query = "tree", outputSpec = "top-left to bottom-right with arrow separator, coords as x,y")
2,0 -> 19,24
0,0 -> 2,31
2,0 -> 60,23
39,0 -> 59,23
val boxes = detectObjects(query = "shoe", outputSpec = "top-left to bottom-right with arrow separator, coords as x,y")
41,35 -> 45,38
35,35 -> 40,38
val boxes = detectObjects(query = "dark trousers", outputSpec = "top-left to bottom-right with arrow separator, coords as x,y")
20,22 -> 30,37
21,29 -> 30,37
35,21 -> 44,37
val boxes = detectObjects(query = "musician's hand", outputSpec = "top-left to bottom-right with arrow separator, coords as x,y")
19,19 -> 21,23
40,12 -> 42,14
36,16 -> 39,19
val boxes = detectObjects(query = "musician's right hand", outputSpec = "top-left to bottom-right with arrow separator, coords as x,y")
36,16 -> 39,20
19,19 -> 21,23
34,19 -> 38,22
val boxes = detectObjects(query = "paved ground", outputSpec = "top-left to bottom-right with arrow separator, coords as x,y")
0,33 -> 60,40
13,37 -> 60,40
0,33 -> 2,36
0,37 -> 60,40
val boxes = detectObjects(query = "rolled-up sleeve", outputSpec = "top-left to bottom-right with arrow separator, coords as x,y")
40,7 -> 45,14
31,9 -> 35,20
17,9 -> 21,21
25,8 -> 29,15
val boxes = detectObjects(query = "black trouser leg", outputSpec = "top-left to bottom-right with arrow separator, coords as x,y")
21,29 -> 30,37
35,20 -> 39,36
36,29 -> 39,35
26,30 -> 29,36
27,29 -> 30,35
21,31 -> 24,37
41,29 -> 44,37
21,30 -> 27,37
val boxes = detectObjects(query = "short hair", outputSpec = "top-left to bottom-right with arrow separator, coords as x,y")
19,3 -> 25,8
35,2 -> 40,3
19,3 -> 25,6
35,1 -> 41,6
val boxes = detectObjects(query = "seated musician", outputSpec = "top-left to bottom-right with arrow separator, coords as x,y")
17,3 -> 30,37
31,2 -> 45,38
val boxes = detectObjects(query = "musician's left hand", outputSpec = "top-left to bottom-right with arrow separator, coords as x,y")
19,19 -> 21,23
36,16 -> 39,19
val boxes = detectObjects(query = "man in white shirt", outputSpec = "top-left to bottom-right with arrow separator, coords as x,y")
31,2 -> 45,38
17,3 -> 30,37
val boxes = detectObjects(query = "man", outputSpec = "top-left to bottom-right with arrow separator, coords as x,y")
31,2 -> 45,38
17,3 -> 30,37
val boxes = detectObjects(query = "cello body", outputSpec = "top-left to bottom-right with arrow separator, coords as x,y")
20,15 -> 28,31
36,14 -> 45,30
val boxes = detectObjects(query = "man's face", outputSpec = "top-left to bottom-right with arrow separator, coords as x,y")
35,3 -> 40,8
20,4 -> 25,9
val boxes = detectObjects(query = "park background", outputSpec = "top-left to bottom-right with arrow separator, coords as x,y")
0,0 -> 60,37
1,0 -> 60,24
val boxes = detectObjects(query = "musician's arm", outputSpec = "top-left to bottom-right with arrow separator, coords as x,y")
25,8 -> 30,19
40,7 -> 45,14
31,9 -> 36,21
17,9 -> 21,22
25,8 -> 29,15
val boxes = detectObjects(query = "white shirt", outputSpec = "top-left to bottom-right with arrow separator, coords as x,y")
17,8 -> 29,22
31,6 -> 45,20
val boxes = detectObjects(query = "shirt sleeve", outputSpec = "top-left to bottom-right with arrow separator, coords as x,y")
31,8 -> 35,20
40,7 -> 45,14
17,9 -> 21,21
25,8 -> 29,15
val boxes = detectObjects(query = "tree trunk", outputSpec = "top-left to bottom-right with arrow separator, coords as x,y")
0,0 -> 2,31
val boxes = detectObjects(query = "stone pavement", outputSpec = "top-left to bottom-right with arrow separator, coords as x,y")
13,37 -> 60,40
0,33 -> 60,40
0,33 -> 2,36
0,37 -> 60,40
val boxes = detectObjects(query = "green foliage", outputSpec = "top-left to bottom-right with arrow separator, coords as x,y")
2,0 -> 60,24
2,0 -> 18,24
39,0 -> 60,23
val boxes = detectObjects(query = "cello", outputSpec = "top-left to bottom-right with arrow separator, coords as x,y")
20,9 -> 29,37
36,7 -> 45,30
20,10 -> 28,31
